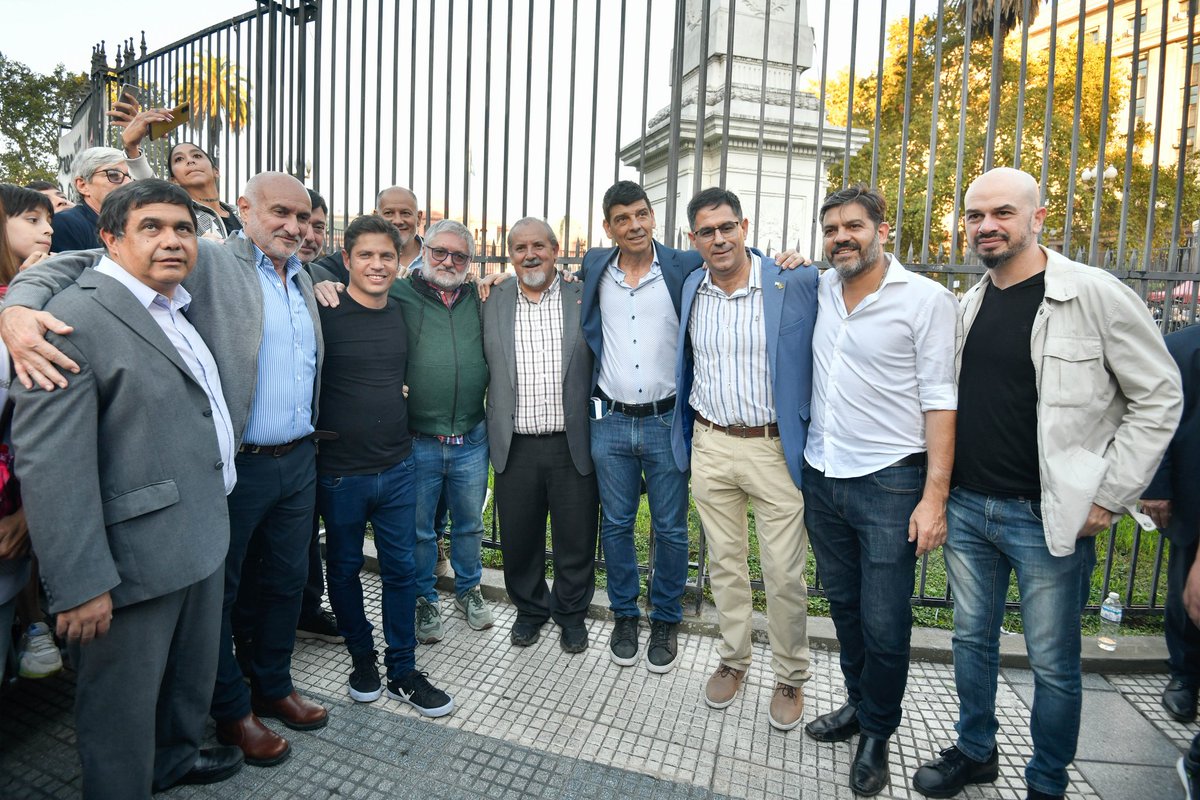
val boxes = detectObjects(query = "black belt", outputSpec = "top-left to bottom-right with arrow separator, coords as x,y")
892,452 -> 927,468
238,431 -> 336,457
514,431 -> 566,438
598,391 -> 676,418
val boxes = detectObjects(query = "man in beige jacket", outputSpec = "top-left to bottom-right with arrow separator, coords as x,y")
912,168 -> 1182,800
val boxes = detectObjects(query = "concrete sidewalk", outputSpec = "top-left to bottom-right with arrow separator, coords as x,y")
1,569 -> 1191,799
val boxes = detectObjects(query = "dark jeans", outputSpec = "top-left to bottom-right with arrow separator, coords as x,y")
1167,534 -> 1200,683
494,433 -> 599,627
802,461 -> 921,738
211,442 -> 316,723
319,456 -> 418,680
231,511 -> 325,642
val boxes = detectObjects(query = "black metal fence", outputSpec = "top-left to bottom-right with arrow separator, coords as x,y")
73,0 -> 1200,615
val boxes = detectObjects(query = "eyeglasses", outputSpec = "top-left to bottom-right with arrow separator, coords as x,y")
425,246 -> 470,267
92,169 -> 132,185
692,221 -> 741,243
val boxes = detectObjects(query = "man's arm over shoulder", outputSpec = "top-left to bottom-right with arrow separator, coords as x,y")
1093,278 -> 1183,513
3,248 -> 99,311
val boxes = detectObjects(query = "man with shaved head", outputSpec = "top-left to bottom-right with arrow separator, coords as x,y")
310,186 -> 426,284
912,167 -> 1182,800
0,170 -> 329,767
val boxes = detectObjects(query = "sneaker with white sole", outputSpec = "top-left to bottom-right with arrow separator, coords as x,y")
18,622 -> 62,679
348,650 -> 382,703
454,586 -> 494,630
415,596 -> 444,644
386,670 -> 454,717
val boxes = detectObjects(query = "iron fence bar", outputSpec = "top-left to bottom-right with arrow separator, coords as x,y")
662,0 -> 686,239
586,0 -> 602,246
1141,0 -> 1173,283
893,1 -> 918,257
752,0 -> 772,245
1167,9 -> 1198,275
389,0 -> 399,187
329,0 -> 338,210
982,0 -> 1003,172
780,0 -> 803,248
358,0 -> 368,211
691,0 -> 712,192
521,2 -> 534,215
342,0 -> 352,218
373,0 -> 383,199
542,0 -> 555,219
463,0 -> 474,226
500,1 -> 513,241
1038,0 -> 1058,202
408,1 -> 418,187
808,0 -> 832,259
1117,0 -> 1145,272
868,0 -> 886,189
717,0 -> 735,186
1060,6 -> 1086,255
1012,0 -> 1031,169
481,0 -> 492,255
443,0 -> 454,221
948,0 -> 973,266
295,9 -> 307,184
234,25 -> 243,200
840,0 -> 861,188
1087,1 -> 1117,267
613,0 -> 627,188
425,0 -> 436,223
919,0 -> 947,265
562,0 -> 580,252
637,0 -> 652,183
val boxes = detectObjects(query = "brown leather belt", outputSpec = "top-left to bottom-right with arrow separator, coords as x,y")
694,413 -> 780,439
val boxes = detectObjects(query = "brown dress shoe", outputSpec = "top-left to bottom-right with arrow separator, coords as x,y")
215,713 -> 290,767
252,690 -> 329,731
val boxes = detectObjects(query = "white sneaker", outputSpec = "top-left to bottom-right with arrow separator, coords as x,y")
18,622 -> 63,679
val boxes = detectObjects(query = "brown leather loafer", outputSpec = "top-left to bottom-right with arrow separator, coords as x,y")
215,713 -> 290,767
252,690 -> 329,731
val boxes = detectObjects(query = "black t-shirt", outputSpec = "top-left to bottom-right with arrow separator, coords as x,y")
315,293 -> 411,475
953,271 -> 1045,498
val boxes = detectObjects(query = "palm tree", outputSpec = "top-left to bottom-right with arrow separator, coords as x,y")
954,0 -> 1042,40
174,56 -> 251,161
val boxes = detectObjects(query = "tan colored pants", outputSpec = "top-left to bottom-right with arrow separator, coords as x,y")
690,423 -> 811,686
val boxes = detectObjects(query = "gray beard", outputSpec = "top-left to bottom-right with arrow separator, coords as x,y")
426,267 -> 465,291
519,269 -> 550,289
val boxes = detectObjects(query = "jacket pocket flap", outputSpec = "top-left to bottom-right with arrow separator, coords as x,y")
1043,335 -> 1102,362
102,480 -> 181,526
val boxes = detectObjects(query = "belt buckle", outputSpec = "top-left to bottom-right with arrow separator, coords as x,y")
727,424 -> 751,438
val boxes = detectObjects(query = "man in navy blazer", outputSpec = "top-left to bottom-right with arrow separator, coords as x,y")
579,181 -> 702,673
670,187 -> 818,732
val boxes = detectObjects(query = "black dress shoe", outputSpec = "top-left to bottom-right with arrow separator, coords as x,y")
1163,677 -> 1198,723
913,745 -> 999,798
154,746 -> 244,791
851,736 -> 890,797
804,701 -> 860,742
560,623 -> 589,653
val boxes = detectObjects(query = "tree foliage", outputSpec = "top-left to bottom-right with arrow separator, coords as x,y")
0,53 -> 90,185
820,14 -> 1200,266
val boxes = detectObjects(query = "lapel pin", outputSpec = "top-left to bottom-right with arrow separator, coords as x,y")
774,281 -> 784,290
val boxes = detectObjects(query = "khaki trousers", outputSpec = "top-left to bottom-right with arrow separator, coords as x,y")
690,423 -> 811,685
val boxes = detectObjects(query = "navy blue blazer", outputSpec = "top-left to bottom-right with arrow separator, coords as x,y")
579,241 -> 704,393
670,252 -> 819,489
1144,323 -> 1200,547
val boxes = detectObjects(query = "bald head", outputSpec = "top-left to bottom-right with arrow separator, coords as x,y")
237,172 -> 313,268
507,217 -> 558,249
963,167 -> 1047,276
376,186 -> 417,207
375,186 -> 422,247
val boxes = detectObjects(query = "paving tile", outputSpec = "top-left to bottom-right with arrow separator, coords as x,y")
1075,760 -> 1185,800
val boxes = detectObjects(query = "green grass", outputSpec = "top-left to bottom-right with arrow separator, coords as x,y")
473,467 -> 1165,636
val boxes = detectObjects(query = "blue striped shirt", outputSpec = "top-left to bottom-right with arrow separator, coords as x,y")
687,251 -> 774,427
241,238 -> 318,446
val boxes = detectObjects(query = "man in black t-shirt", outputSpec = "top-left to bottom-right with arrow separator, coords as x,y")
912,168 -> 1181,800
315,214 -> 453,719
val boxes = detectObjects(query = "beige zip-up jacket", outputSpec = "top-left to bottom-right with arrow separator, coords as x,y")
957,246 -> 1182,556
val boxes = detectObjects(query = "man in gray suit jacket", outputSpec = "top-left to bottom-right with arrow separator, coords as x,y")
482,217 -> 598,653
1,172 -> 327,766
13,180 -> 243,798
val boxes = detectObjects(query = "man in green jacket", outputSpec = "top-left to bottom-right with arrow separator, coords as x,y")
388,219 -> 494,643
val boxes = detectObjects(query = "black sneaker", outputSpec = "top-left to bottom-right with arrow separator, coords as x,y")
560,623 -> 589,653
348,650 -> 382,703
913,745 -> 999,799
386,670 -> 454,718
1025,788 -> 1064,800
1179,752 -> 1200,800
610,616 -> 639,666
646,620 -> 679,673
297,609 -> 345,644
511,620 -> 543,647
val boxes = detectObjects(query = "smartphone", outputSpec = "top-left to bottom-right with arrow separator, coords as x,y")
117,83 -> 142,107
148,102 -> 191,140
589,397 -> 606,420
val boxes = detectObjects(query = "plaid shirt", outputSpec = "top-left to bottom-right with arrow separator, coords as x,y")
513,275 -> 566,435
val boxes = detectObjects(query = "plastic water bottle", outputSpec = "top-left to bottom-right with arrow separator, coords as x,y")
1098,592 -> 1123,652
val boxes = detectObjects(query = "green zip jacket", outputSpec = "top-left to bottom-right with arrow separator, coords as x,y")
389,274 -> 488,436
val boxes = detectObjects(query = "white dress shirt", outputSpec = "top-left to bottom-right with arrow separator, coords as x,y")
596,251 -> 678,404
95,257 -> 237,494
804,253 -> 959,478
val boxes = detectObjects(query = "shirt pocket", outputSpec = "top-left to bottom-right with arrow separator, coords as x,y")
1041,335 -> 1103,407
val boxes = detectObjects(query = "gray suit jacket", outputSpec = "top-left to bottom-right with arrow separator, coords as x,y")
482,278 -> 593,475
12,268 -> 231,613
4,236 -> 324,446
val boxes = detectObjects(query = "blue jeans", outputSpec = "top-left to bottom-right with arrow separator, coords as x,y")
591,406 -> 690,623
412,420 -> 488,602
802,462 -> 921,738
944,487 -> 1097,796
318,456 -> 417,680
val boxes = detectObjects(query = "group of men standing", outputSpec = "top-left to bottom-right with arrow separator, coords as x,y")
0,163 -> 1186,800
